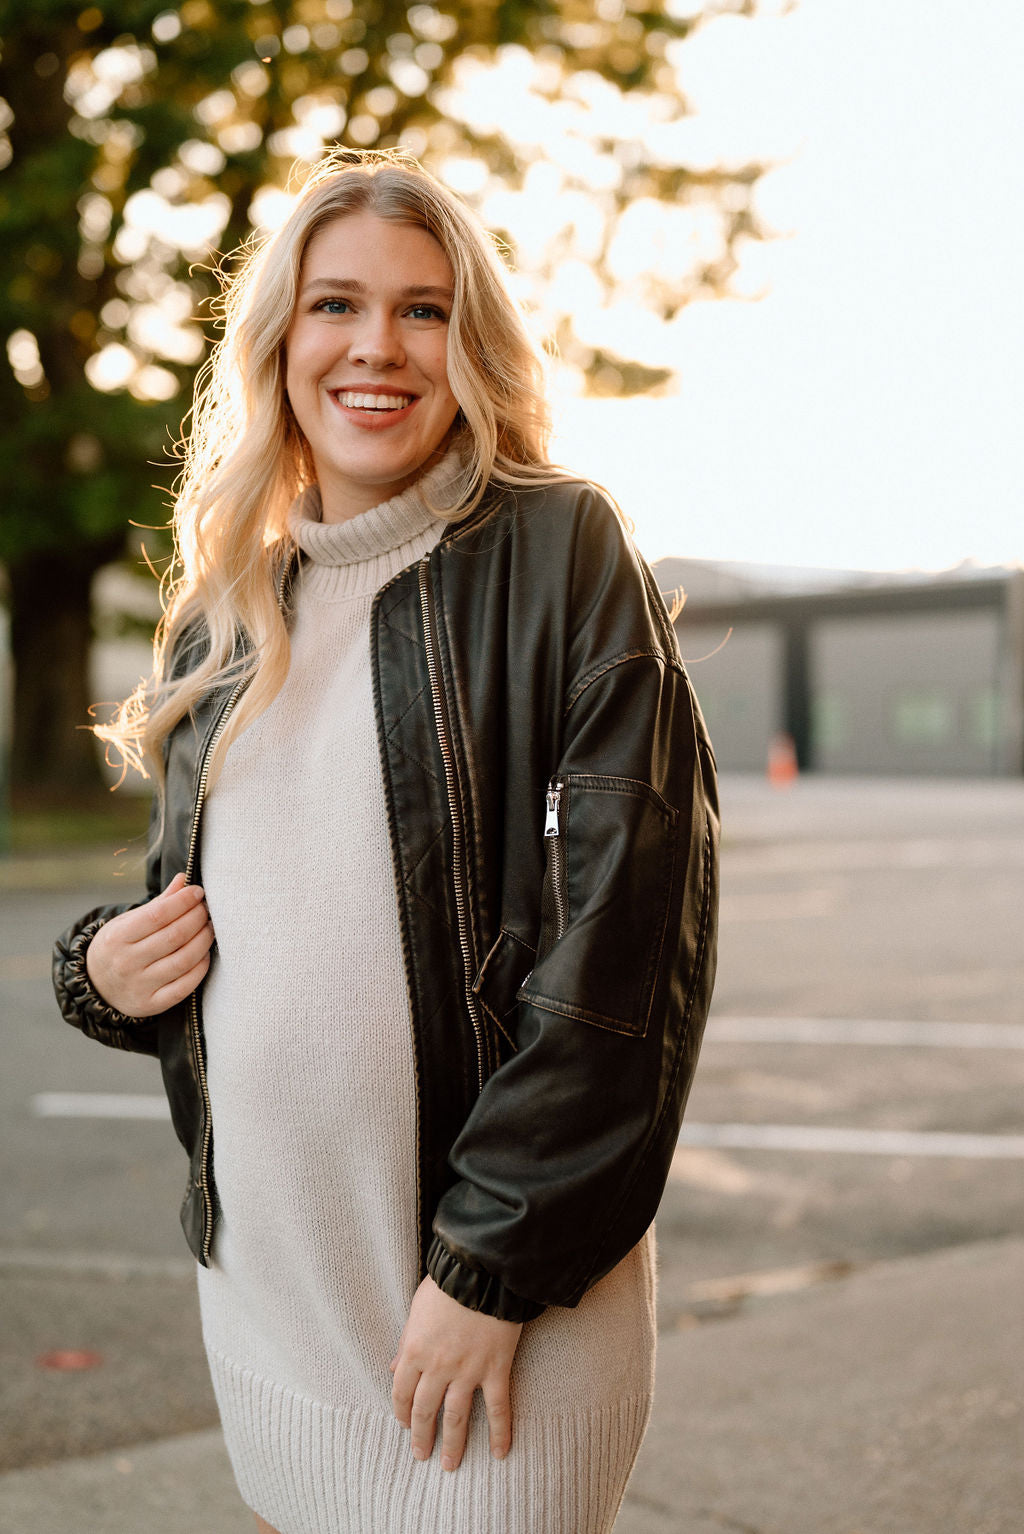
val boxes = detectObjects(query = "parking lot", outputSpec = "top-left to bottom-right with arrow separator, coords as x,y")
2,775 -> 1022,1532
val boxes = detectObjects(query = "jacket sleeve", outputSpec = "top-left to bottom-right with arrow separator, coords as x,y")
51,793 -> 164,1057
427,500 -> 720,1320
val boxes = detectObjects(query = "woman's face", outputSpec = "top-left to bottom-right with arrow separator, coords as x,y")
285,211 -> 461,523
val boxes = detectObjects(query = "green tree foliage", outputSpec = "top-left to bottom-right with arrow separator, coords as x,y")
0,0 -> 772,793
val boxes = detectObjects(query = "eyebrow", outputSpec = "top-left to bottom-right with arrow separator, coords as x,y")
300,278 -> 454,300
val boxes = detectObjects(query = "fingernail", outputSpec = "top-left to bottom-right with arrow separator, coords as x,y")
413,1447 -> 427,1461
492,1447 -> 507,1460
441,1456 -> 454,1472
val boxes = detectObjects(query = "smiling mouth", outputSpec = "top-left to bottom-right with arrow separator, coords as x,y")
334,391 -> 414,412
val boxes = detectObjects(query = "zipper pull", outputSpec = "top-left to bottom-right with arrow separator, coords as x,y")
544,782 -> 563,837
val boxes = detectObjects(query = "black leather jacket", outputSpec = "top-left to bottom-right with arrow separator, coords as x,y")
54,479 -> 719,1324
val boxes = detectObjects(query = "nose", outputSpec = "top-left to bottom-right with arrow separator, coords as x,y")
350,306 -> 405,371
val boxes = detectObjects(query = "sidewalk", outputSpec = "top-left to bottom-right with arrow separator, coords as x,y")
616,1234 -> 1022,1534
2,1237 -> 1019,1534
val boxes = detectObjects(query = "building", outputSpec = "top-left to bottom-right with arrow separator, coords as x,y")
82,556 -> 1024,784
655,558 -> 1024,777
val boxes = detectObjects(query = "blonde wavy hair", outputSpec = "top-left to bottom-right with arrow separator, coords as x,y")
99,147 -> 565,787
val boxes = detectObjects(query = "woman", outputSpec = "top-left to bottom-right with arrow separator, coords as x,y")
54,148 -> 719,1534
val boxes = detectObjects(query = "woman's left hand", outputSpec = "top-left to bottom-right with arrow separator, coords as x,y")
390,1276 -> 523,1470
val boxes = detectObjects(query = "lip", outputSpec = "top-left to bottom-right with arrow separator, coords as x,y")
327,384 -> 420,431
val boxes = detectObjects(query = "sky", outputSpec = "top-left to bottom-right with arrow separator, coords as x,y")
551,0 -> 1024,572
97,0 -> 1023,575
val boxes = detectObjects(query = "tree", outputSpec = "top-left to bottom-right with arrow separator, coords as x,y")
0,0 -> 773,796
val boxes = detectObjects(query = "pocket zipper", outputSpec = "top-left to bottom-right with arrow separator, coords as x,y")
544,779 -> 569,943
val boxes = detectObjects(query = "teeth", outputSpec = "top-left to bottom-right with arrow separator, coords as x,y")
337,391 -> 412,411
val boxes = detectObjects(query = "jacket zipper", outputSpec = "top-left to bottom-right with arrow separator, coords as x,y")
183,555 -> 290,1263
544,779 -> 569,942
418,556 -> 486,1094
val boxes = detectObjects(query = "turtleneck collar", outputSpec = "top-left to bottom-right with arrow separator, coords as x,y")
290,443 -> 465,568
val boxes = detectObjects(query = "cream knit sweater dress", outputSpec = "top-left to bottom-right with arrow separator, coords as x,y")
196,454 -> 656,1534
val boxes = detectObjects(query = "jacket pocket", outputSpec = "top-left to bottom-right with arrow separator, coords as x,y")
472,927 -> 537,1053
517,773 -> 678,1038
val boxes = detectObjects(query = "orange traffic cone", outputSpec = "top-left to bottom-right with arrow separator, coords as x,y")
767,731 -> 798,789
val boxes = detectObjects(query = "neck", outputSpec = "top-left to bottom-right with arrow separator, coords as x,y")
315,439 -> 459,525
317,470 -> 424,525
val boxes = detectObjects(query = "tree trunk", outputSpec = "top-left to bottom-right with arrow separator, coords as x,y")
9,548 -> 115,798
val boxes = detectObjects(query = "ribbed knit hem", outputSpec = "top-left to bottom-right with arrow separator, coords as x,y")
207,1347 -> 650,1534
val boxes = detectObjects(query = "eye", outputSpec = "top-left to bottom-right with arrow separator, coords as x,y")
407,303 -> 447,322
314,298 -> 353,315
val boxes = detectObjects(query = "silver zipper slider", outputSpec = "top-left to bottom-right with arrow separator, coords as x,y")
544,783 -> 563,837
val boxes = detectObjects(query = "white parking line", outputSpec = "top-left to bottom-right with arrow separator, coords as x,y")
725,838 -> 1024,874
0,1248 -> 195,1279
678,1123 -> 1024,1159
31,1094 -> 1024,1160
709,1017 -> 1024,1049
31,1092 -> 170,1120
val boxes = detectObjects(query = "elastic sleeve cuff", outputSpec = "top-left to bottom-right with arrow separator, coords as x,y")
53,917 -> 146,1045
426,1235 -> 545,1323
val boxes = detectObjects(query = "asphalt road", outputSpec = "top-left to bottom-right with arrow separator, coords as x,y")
2,775 -> 1022,1530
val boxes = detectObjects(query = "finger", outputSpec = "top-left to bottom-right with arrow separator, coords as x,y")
144,921 -> 215,990
482,1374 -> 513,1460
409,1374 -> 447,1462
146,953 -> 212,1014
129,881 -> 207,941
391,1359 -> 420,1430
439,1387 -> 475,1471
135,899 -> 212,964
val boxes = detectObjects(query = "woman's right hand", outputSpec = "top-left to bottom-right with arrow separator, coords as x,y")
85,872 -> 215,1017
